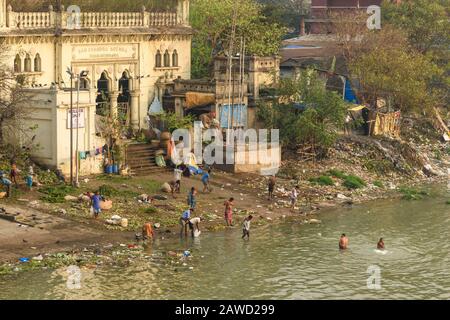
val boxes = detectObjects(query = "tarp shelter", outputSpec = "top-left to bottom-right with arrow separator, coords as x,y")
370,110 -> 401,137
185,92 -> 216,109
344,79 -> 359,104
148,96 -> 163,114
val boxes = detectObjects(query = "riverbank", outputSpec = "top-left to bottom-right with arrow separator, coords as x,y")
1,125 -> 448,271
1,183 -> 449,299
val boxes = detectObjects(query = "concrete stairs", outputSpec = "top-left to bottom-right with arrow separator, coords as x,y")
126,143 -> 167,176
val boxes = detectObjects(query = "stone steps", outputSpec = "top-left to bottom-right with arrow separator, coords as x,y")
126,143 -> 166,176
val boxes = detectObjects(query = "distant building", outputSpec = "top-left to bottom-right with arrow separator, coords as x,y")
0,0 -> 192,175
308,0 -> 384,34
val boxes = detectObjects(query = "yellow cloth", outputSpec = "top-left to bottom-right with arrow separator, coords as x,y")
348,105 -> 366,111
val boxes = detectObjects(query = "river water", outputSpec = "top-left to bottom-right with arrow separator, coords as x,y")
1,185 -> 449,300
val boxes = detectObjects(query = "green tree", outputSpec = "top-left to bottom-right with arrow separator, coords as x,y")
190,0 -> 286,78
257,70 -> 347,155
350,43 -> 441,112
382,0 -> 450,105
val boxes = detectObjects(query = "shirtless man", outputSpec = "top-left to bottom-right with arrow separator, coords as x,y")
377,238 -> 385,250
339,234 -> 349,250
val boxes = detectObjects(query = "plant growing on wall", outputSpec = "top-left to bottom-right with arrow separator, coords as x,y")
158,112 -> 195,133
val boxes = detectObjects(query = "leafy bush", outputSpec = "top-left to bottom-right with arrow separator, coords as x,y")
37,170 -> 59,185
257,70 -> 347,155
144,207 -> 158,214
373,181 -> 384,188
327,169 -> 347,179
309,175 -> 334,186
399,187 -> 430,200
39,185 -> 76,203
343,175 -> 366,189
97,185 -> 119,197
158,112 -> 195,133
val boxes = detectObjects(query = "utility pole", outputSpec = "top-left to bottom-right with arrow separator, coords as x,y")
68,68 -> 74,186
75,74 -> 80,188
226,0 -> 238,143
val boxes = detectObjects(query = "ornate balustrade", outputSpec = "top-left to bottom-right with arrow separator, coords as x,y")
4,5 -> 183,30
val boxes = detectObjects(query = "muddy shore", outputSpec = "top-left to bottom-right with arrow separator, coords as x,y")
0,165 -> 445,275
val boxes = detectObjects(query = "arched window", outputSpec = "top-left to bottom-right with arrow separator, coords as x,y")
76,78 -> 89,90
155,50 -> 162,68
34,54 -> 42,72
24,54 -> 31,72
172,50 -> 178,67
163,50 -> 170,67
14,54 -> 21,73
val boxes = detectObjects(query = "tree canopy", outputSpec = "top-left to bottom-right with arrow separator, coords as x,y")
257,70 -> 347,154
190,0 -> 286,78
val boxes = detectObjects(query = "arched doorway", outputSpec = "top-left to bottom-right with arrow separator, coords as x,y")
118,71 -> 131,125
96,71 -> 110,116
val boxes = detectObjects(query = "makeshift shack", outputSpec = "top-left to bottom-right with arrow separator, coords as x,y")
368,110 -> 401,137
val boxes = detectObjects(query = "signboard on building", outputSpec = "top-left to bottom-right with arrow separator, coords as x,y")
72,44 -> 138,61
67,109 -> 85,129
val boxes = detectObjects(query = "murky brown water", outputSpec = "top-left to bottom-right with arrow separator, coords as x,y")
1,185 -> 449,300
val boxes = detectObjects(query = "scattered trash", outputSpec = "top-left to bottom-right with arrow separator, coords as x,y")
32,255 -> 43,261
161,183 -> 172,193
19,257 -> 29,263
64,195 -> 78,202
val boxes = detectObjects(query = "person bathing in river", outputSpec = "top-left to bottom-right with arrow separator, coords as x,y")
142,223 -> 155,241
180,208 -> 194,237
377,238 -> 385,250
290,186 -> 300,211
242,215 -> 253,240
339,234 -> 349,250
189,216 -> 203,238
224,197 -> 234,226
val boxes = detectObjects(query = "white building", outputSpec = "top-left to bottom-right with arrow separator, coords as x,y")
0,0 -> 192,175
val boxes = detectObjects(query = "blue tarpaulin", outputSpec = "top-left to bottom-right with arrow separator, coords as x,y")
344,79 -> 359,104
220,104 -> 247,128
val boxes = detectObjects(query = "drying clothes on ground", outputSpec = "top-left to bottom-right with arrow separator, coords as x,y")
155,155 -> 166,167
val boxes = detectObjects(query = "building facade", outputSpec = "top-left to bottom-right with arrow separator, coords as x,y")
308,0 -> 383,34
0,0 -> 192,174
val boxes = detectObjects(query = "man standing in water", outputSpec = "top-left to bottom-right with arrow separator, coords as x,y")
339,234 -> 349,250
242,215 -> 253,240
224,197 -> 234,226
377,238 -> 385,250
180,208 -> 194,237
290,186 -> 300,211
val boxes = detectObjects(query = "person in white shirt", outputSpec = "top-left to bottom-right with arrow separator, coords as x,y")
242,215 -> 253,240
290,186 -> 300,211
189,216 -> 203,238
